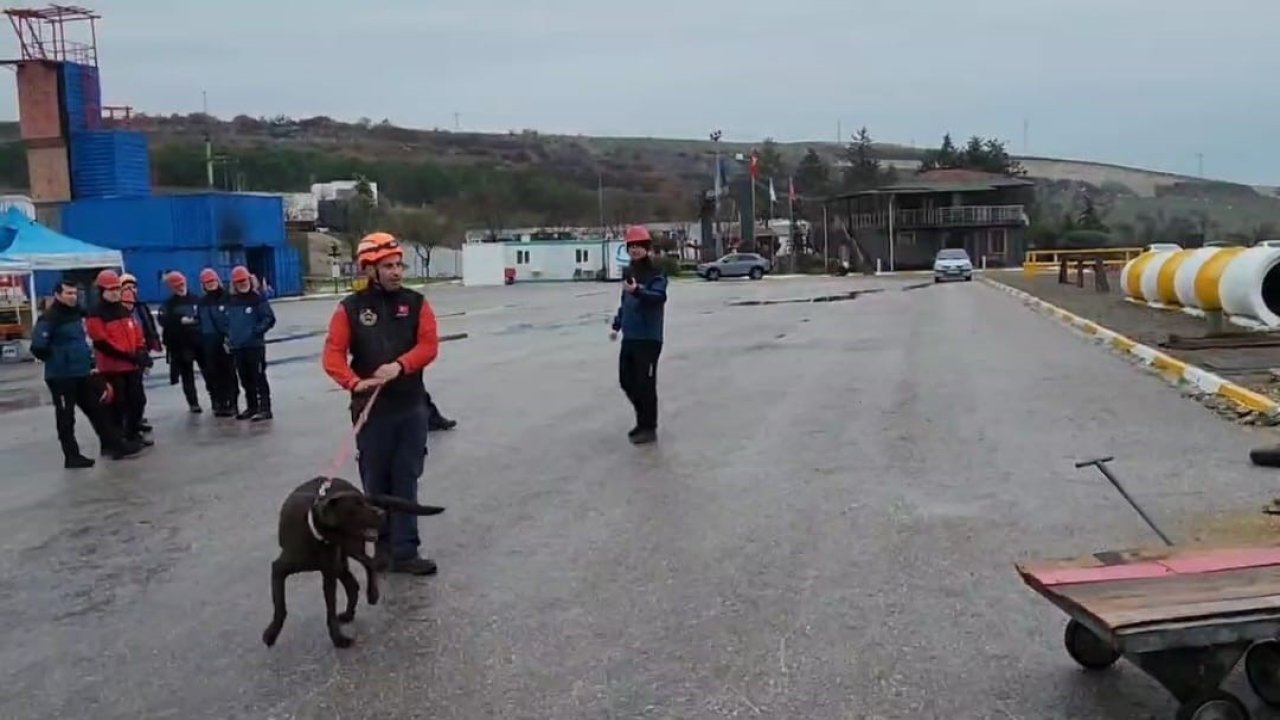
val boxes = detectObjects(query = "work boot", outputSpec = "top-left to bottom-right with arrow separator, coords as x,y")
428,416 -> 457,432
389,556 -> 438,576
64,454 -> 95,469
188,404 -> 203,414
235,407 -> 257,421
138,419 -> 153,433
251,400 -> 273,422
128,434 -> 155,448
630,429 -> 657,445
110,441 -> 145,460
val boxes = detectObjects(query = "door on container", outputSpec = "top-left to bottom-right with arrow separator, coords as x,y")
245,247 -> 274,294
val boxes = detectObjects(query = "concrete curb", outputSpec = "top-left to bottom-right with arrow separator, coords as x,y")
982,276 -> 1280,417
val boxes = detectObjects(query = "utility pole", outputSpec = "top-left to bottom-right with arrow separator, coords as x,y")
837,119 -> 842,145
453,112 -> 461,131
597,171 -> 605,233
1196,153 -> 1204,178
710,129 -> 723,258
203,90 -> 214,188
1023,117 -> 1029,154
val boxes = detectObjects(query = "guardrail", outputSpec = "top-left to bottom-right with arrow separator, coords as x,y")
1022,247 -> 1144,276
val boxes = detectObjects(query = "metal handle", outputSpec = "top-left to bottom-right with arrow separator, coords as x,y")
1074,456 -> 1174,547
1075,456 -> 1115,469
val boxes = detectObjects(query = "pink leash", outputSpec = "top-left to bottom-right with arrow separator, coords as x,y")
324,384 -> 383,477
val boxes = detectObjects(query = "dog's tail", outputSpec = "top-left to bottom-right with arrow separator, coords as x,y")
366,494 -> 445,516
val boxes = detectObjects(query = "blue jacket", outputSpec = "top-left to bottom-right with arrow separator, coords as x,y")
197,287 -> 230,340
29,301 -> 94,379
611,267 -> 667,342
219,290 -> 276,350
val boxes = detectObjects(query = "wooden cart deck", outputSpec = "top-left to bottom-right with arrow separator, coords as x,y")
1017,544 -> 1280,654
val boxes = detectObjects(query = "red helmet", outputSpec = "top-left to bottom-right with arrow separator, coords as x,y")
198,268 -> 220,285
230,265 -> 252,283
166,271 -> 187,287
624,225 -> 651,244
95,269 -> 122,290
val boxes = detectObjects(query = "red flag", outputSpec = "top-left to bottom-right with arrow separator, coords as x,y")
749,151 -> 759,179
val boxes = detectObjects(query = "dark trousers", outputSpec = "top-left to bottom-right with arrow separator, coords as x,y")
203,339 -> 239,411
46,376 -> 123,459
170,342 -> 209,408
356,403 -> 428,560
619,339 -> 662,430
233,346 -> 271,413
102,370 -> 146,441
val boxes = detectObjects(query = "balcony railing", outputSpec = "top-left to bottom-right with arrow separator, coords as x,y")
847,204 -> 1026,230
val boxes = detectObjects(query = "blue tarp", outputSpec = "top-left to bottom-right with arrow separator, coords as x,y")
0,207 -> 122,270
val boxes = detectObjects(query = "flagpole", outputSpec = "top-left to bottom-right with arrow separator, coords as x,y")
788,175 -> 796,273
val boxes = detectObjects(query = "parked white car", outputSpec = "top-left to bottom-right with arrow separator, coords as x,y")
1143,242 -> 1182,253
933,248 -> 973,283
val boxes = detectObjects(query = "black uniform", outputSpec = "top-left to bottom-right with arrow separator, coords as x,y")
158,290 -> 211,411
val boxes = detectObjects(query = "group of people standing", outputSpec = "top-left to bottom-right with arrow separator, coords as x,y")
31,265 -> 277,468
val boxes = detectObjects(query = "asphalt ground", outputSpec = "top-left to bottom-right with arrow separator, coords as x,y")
2,274 -> 1278,719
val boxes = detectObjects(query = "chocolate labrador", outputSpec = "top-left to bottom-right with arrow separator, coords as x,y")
261,476 -> 445,648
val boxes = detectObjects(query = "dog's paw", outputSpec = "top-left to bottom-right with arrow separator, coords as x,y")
330,632 -> 353,649
337,610 -> 355,624
262,625 -> 281,648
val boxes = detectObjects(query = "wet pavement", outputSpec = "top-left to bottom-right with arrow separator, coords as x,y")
3,275 -> 1280,719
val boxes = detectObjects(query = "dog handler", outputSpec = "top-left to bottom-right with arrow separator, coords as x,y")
322,232 -> 441,576
610,225 -> 668,444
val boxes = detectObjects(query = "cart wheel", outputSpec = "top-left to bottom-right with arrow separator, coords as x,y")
1176,690 -> 1250,720
1063,619 -> 1120,670
1246,640 -> 1280,706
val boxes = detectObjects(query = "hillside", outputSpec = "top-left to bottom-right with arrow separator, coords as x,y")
0,114 -> 1278,244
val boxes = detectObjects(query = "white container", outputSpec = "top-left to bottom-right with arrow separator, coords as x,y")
1219,246 -> 1280,327
1173,247 -> 1224,308
282,192 -> 318,222
1139,250 -> 1177,304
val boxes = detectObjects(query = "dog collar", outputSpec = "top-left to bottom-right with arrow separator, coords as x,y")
306,507 -> 326,542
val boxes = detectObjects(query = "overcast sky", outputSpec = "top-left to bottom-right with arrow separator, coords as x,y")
4,0 -> 1278,184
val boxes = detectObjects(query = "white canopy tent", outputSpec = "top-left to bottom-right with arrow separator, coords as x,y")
0,207 -> 123,327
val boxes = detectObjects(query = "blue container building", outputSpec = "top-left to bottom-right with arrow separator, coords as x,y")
68,130 -> 151,198
59,62 -> 101,133
56,193 -> 300,303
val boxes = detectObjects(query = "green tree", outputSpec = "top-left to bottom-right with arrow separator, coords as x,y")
842,126 -> 884,191
756,138 -> 787,180
919,133 -> 1025,176
794,148 -> 831,197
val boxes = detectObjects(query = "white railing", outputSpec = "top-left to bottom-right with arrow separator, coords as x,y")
847,205 -> 1025,230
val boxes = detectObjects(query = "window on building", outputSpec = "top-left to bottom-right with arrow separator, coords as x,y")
575,248 -> 590,263
516,249 -> 530,264
989,228 -> 1007,256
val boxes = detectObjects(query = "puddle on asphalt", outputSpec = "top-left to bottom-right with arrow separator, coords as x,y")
726,288 -> 884,307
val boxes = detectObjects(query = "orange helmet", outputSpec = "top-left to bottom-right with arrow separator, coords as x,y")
357,232 -> 403,267
95,269 -> 122,289
624,225 -> 651,244
199,268 -> 220,285
230,265 -> 252,283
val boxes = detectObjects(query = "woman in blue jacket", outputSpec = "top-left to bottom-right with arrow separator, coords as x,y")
219,265 -> 276,421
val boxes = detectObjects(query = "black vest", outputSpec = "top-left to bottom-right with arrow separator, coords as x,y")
341,287 -> 426,419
